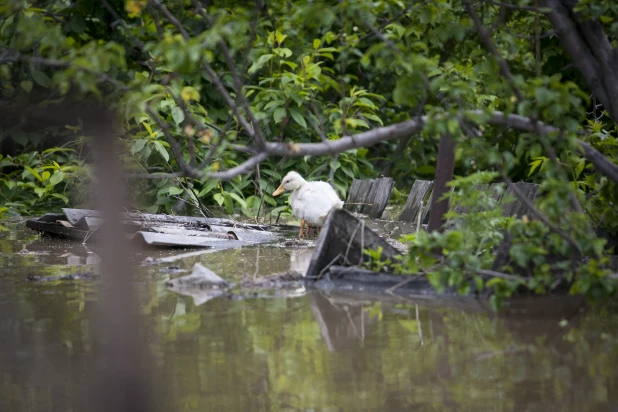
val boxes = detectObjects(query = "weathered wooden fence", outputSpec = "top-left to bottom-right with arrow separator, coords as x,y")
344,177 -> 541,224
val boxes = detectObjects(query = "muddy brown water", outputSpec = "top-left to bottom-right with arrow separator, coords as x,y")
1,218 -> 618,411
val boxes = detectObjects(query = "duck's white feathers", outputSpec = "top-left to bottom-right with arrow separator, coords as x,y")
290,181 -> 344,226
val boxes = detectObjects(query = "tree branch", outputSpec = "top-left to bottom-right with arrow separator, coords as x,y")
539,0 -> 616,121
149,0 -> 190,39
150,0 -> 263,147
191,1 -> 267,149
477,269 -> 524,282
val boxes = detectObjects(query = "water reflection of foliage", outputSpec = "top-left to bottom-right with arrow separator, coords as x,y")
2,219 -> 618,410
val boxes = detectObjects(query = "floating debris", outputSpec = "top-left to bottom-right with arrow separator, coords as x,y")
25,208 -> 292,250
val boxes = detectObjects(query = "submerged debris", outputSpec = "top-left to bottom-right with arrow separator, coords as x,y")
26,272 -> 99,283
240,271 -> 305,290
165,263 -> 233,306
166,263 -> 231,289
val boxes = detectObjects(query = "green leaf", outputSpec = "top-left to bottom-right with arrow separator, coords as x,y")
49,171 -> 65,186
34,187 -> 46,197
20,81 -> 33,93
32,70 -> 51,88
274,107 -> 286,123
248,54 -> 273,74
142,122 -> 155,138
273,47 -> 293,58
41,171 -> 51,181
228,192 -> 247,209
363,113 -> 383,125
198,180 -> 218,197
171,107 -> 185,125
153,141 -> 169,162
180,86 -> 200,102
167,186 -> 184,196
24,166 -> 43,182
313,39 -> 321,49
345,118 -> 369,129
51,193 -> 69,203
213,193 -> 225,206
131,139 -> 147,154
289,108 -> 307,128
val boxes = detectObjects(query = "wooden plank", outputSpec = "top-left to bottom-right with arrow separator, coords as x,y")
397,180 -> 434,222
356,179 -> 376,213
500,182 -> 540,217
344,178 -> 376,214
305,209 -> 399,278
363,177 -> 394,218
420,191 -> 433,224
343,178 -> 365,213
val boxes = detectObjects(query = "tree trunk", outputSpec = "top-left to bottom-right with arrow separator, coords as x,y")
427,134 -> 455,232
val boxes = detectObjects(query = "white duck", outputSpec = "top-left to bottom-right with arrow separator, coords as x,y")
273,171 -> 344,238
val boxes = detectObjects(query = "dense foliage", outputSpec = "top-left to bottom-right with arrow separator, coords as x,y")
1,0 -> 617,306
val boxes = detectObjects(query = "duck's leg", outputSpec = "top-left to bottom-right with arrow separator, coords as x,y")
306,225 -> 312,237
298,219 -> 305,238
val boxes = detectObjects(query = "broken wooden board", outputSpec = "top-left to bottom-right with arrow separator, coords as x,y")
398,180 -> 433,222
343,177 -> 394,218
344,178 -> 375,213
363,177 -> 395,218
499,182 -> 540,217
305,208 -> 399,279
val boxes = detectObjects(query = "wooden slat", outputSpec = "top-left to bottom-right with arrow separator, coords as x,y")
397,180 -> 434,222
363,177 -> 394,218
344,178 -> 375,213
343,178 -> 363,213
420,192 -> 433,224
500,182 -> 540,217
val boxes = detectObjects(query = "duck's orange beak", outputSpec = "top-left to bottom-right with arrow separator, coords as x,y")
272,185 -> 286,197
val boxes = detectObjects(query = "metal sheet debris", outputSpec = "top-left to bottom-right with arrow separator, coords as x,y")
133,232 -> 256,248
26,208 -> 290,250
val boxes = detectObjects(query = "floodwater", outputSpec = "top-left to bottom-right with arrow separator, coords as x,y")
1,219 -> 618,411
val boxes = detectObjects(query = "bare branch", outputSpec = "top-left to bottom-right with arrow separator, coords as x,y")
191,0 -> 267,149
578,140 -> 618,184
151,0 -> 264,148
125,172 -> 183,179
100,0 -> 146,50
206,152 -> 269,181
363,20 -> 401,54
265,116 -> 427,156
539,0 -> 616,120
146,106 -> 202,179
477,269 -> 524,282
149,0 -> 190,39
